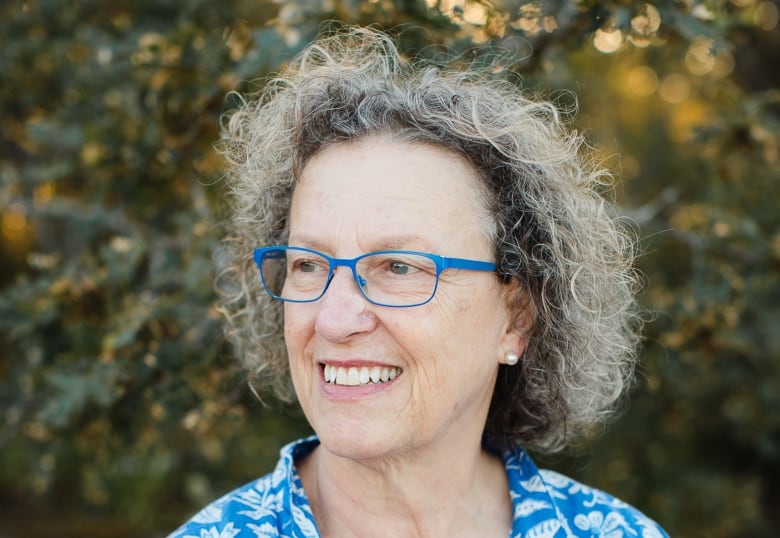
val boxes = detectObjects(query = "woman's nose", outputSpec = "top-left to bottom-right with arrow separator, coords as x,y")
313,267 -> 377,342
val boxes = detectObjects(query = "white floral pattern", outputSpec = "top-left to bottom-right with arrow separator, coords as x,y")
168,437 -> 669,538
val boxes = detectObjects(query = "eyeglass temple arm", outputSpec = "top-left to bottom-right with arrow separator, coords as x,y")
441,257 -> 496,272
255,248 -> 286,261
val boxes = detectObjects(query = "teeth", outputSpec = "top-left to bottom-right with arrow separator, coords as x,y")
336,367 -> 348,385
323,364 -> 402,386
370,366 -> 381,383
347,367 -> 359,385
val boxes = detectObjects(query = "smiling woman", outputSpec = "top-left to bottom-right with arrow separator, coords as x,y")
169,26 -> 669,538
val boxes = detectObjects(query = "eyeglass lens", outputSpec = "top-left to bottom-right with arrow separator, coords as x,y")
259,248 -> 439,307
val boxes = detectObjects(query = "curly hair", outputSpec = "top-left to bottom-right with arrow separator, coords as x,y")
216,26 -> 642,453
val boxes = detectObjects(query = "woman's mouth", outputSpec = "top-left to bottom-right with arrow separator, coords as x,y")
322,364 -> 402,386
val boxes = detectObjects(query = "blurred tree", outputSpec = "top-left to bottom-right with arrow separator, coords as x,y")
1,1 -> 777,536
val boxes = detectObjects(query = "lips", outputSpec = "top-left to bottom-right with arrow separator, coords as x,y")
322,364 -> 402,386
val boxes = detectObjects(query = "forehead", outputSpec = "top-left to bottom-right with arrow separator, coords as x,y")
288,137 -> 493,253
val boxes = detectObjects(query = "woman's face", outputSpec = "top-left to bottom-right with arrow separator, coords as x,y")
284,136 -> 523,462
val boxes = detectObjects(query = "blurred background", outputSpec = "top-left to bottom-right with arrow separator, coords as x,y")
1,1 -> 778,536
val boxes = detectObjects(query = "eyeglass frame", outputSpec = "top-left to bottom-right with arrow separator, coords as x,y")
253,245 -> 497,308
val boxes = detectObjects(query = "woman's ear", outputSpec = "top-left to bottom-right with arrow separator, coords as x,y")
498,277 -> 534,365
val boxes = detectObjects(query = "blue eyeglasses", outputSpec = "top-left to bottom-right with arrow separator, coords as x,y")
254,246 -> 496,308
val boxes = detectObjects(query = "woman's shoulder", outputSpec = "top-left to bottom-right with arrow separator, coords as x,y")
166,472 -> 285,538
504,448 -> 669,538
167,437 -> 319,538
537,468 -> 669,537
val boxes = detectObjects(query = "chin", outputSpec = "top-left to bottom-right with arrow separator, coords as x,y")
313,420 -> 408,463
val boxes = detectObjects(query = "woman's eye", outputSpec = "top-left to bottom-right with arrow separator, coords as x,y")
299,261 -> 316,272
388,261 -> 416,275
292,260 -> 323,273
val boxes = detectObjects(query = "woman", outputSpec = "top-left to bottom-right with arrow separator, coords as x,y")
171,27 -> 668,538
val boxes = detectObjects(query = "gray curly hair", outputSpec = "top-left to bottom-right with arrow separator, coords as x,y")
216,26 -> 642,453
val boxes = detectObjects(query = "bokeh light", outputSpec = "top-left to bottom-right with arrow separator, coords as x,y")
594,28 -> 623,53
625,65 -> 659,97
659,73 -> 691,103
463,2 -> 488,25
631,4 -> 661,36
754,1 -> 779,30
1,202 -> 28,242
685,38 -> 716,75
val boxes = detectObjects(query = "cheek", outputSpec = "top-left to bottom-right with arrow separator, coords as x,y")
430,289 -> 495,341
283,305 -> 311,357
430,288 -> 506,359
283,308 -> 317,399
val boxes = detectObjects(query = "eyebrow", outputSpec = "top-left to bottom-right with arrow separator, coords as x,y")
286,233 -> 439,253
372,233 -> 438,251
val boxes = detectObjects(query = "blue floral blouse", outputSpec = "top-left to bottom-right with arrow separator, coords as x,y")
169,437 -> 668,538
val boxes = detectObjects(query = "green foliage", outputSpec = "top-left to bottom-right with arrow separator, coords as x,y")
1,1 -> 778,536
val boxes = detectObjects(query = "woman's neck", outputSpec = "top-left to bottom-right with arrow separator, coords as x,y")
296,437 -> 512,538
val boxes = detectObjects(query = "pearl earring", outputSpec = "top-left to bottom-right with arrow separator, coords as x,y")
505,352 -> 519,366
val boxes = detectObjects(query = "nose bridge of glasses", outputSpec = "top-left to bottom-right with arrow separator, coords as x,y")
328,257 -> 367,293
